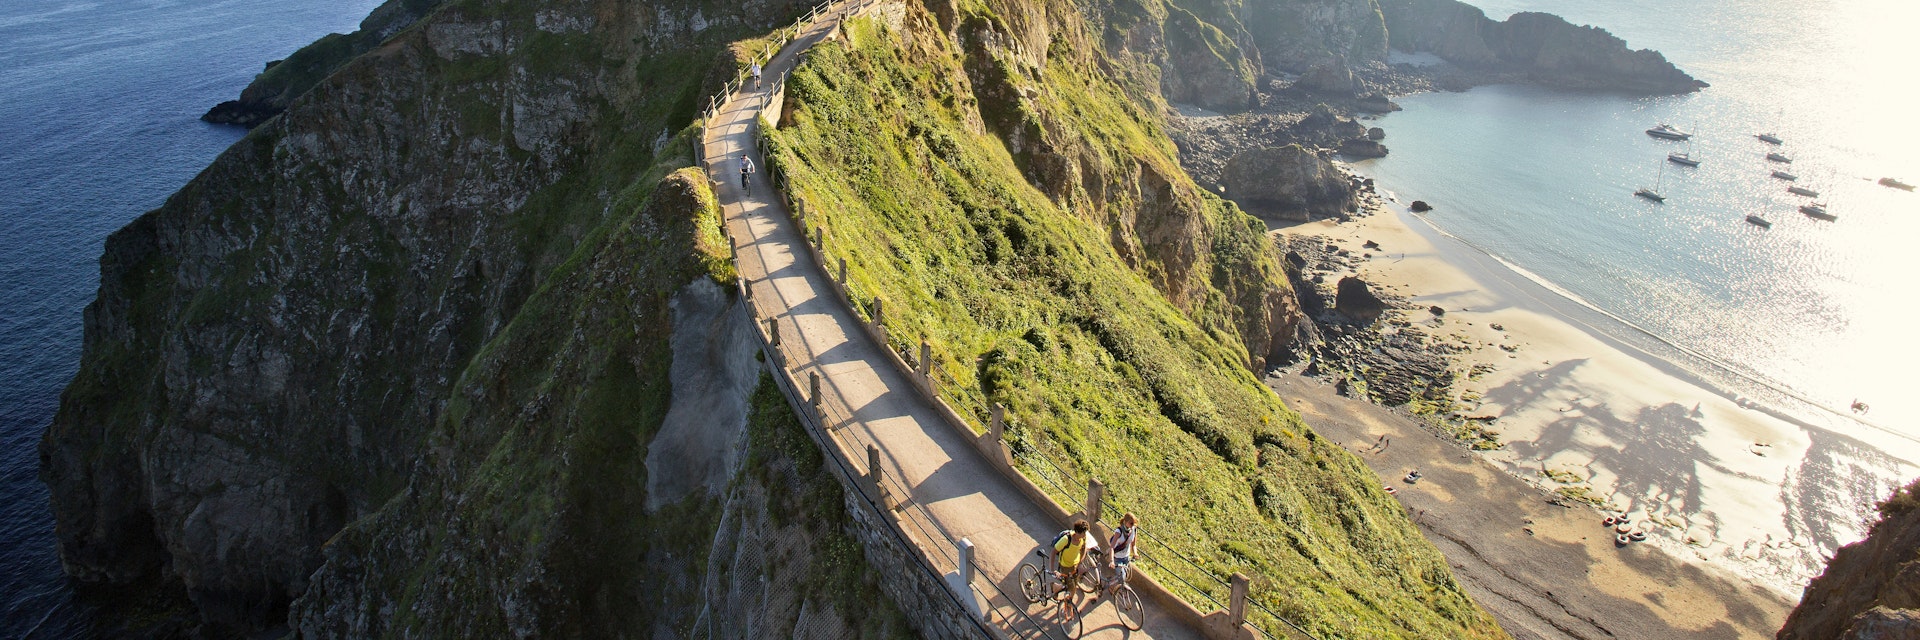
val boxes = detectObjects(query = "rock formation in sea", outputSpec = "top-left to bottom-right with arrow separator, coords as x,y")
1378,0 -> 1707,94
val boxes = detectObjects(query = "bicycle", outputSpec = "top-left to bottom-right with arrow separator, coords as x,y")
1087,547 -> 1145,631
1017,548 -> 1100,637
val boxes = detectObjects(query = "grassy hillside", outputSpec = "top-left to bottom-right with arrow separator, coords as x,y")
759,6 -> 1503,638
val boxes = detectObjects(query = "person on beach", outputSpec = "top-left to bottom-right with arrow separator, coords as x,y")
1104,513 -> 1138,594
749,62 -> 763,89
738,154 -> 755,195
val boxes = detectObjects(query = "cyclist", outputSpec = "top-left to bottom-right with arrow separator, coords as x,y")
1104,513 -> 1138,595
1053,520 -> 1091,618
738,154 -> 755,195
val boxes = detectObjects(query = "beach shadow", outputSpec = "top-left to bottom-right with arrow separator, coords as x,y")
1783,425 -> 1905,564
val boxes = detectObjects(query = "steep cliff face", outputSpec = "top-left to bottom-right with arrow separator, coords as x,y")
1778,480 -> 1920,640
1380,0 -> 1706,94
41,0 -> 878,632
203,0 -> 449,126
1244,0 -> 1387,72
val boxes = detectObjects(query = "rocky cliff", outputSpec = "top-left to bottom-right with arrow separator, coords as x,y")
1778,479 -> 1920,639
203,0 -> 448,126
42,0 -> 928,634
1379,0 -> 1706,94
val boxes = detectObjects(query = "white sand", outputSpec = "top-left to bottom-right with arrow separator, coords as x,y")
1278,199 -> 1918,597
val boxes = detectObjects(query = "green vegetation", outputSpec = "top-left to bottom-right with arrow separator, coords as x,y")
744,374 -> 914,638
760,9 -> 1503,638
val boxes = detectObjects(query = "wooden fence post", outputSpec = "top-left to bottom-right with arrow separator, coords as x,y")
1085,478 -> 1105,524
1229,573 -> 1250,630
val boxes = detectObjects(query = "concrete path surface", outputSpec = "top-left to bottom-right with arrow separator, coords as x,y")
701,4 -> 1205,639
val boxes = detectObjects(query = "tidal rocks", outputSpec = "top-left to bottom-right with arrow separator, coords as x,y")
1410,200 -> 1432,212
1367,127 -> 1385,140
1335,276 -> 1387,323
1338,138 -> 1389,158
1223,144 -> 1357,220
1380,0 -> 1706,94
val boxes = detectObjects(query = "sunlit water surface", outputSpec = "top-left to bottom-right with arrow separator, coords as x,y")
1349,0 -> 1920,594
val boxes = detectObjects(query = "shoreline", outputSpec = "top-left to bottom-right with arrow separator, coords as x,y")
1270,194 -> 1915,603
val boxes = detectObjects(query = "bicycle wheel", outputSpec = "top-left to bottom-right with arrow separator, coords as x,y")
1017,563 -> 1044,603
1076,565 -> 1101,594
1115,586 -> 1145,631
1060,598 -> 1084,639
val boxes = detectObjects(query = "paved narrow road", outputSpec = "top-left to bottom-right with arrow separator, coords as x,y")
700,4 -> 1206,639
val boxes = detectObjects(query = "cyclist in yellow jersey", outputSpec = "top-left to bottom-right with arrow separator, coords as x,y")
1053,519 -> 1091,622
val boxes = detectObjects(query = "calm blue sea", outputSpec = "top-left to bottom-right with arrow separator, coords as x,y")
0,0 -> 380,635
1354,0 -> 1920,460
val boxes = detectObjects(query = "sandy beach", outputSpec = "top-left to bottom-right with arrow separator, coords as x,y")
1272,195 -> 1919,616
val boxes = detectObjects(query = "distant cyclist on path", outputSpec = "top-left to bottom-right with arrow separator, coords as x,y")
739,154 -> 755,195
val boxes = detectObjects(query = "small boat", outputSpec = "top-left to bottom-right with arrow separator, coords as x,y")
1646,124 -> 1692,140
1767,152 -> 1793,163
1801,203 -> 1836,220
1635,160 -> 1668,202
1771,170 -> 1799,181
1788,186 -> 1820,197
1882,177 -> 1915,191
1746,214 -> 1773,228
1757,133 -> 1783,145
1667,151 -> 1700,167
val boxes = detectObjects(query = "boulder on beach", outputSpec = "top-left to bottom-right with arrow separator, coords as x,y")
1410,200 -> 1433,212
1429,305 -> 1445,316
1336,276 -> 1388,324
1223,144 -> 1358,220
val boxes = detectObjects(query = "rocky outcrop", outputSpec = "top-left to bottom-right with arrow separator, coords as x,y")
1334,276 -> 1385,323
1779,480 -> 1920,640
202,0 -> 449,126
1244,0 -> 1389,72
1222,144 -> 1356,220
1380,0 -> 1706,94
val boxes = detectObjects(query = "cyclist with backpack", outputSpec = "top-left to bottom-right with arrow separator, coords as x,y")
1052,520 -> 1091,619
738,154 -> 755,195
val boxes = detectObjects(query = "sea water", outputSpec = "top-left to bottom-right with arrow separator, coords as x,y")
0,0 -> 381,635
1349,0 -> 1920,592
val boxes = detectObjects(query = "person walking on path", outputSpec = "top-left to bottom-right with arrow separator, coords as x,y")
749,62 -> 763,89
739,154 -> 755,195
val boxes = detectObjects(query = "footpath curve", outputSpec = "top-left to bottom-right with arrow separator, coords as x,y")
700,4 -> 1258,640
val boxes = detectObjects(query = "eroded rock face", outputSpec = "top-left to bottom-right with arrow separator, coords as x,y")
1380,0 -> 1706,94
203,0 -> 450,126
43,0 -> 808,632
1223,144 -> 1356,220
1244,0 -> 1389,72
1780,482 -> 1920,640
